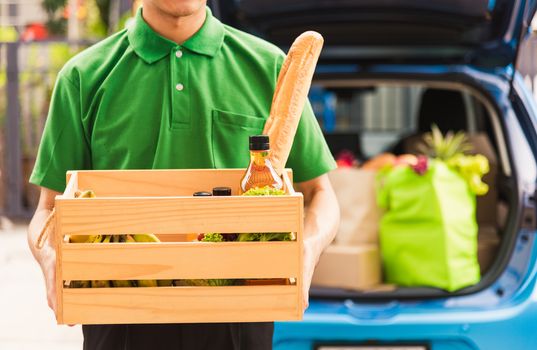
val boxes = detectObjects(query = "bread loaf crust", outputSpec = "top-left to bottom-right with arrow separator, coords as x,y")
263,31 -> 324,175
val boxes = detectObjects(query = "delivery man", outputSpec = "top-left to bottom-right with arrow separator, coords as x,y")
27,0 -> 340,349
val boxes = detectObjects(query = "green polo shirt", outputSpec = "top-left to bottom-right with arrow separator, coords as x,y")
30,7 -> 336,193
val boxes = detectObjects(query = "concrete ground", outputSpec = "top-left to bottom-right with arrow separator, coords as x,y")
0,221 -> 83,350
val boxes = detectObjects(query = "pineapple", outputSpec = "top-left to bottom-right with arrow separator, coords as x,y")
417,124 -> 473,160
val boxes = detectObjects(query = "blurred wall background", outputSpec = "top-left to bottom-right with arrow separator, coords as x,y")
0,0 -> 132,220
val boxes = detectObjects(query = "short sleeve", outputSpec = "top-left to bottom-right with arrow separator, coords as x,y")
286,99 -> 337,182
29,72 -> 91,192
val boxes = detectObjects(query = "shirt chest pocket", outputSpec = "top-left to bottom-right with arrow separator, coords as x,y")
212,109 -> 265,169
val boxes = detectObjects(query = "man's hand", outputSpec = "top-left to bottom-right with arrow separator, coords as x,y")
28,187 -> 61,313
301,239 -> 316,310
40,243 -> 57,312
296,173 -> 340,311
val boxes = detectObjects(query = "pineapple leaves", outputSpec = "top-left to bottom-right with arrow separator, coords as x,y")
418,124 -> 489,195
419,124 -> 473,160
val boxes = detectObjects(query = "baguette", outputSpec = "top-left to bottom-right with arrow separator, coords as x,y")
263,31 -> 324,175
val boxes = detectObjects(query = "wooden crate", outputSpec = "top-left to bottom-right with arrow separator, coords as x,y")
54,169 -> 304,325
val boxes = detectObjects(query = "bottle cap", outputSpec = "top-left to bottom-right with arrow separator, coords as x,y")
249,135 -> 270,151
193,191 -> 212,196
212,187 -> 232,196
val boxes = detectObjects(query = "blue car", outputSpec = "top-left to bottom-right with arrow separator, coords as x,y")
212,0 -> 537,349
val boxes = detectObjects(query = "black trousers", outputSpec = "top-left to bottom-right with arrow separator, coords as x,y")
82,323 -> 274,350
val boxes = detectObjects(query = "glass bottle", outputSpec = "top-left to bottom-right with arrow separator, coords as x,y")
240,135 -> 283,194
212,187 -> 237,241
212,187 -> 232,196
183,191 -> 213,241
193,191 -> 212,197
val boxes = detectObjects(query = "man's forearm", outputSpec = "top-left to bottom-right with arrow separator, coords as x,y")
28,208 -> 54,265
303,186 -> 340,262
28,188 -> 60,265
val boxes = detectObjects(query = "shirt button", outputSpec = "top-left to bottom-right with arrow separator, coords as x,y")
175,50 -> 183,58
175,83 -> 184,91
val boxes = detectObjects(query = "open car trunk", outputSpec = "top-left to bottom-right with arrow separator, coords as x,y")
306,74 -> 519,300
211,0 -> 537,68
206,0 -> 532,300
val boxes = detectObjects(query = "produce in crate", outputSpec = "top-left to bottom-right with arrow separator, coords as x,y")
67,190 -> 99,289
69,232 -> 167,288
130,234 -> 159,287
69,231 -> 162,288
131,233 -> 160,243
111,278 -> 134,288
237,232 -> 294,242
239,186 -> 293,242
53,169 -> 303,324
241,186 -> 286,196
186,186 -> 295,287
67,190 -> 161,288
67,185 -> 296,289
90,235 -> 111,288
173,228 -> 235,287
68,190 -> 96,243
263,31 -> 324,176
37,189 -> 98,250
189,185 -> 295,286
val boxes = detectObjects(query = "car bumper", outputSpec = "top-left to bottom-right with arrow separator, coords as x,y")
273,297 -> 537,350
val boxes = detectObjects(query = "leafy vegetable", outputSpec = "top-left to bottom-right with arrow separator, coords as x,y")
187,233 -> 234,286
199,232 -> 237,242
242,186 -> 286,196
259,232 -> 294,241
200,233 -> 224,242
237,233 -> 262,241
418,124 -> 473,160
238,232 -> 294,241
239,186 -> 294,241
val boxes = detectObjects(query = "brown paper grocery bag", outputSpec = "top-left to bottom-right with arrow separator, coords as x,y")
328,168 -> 383,245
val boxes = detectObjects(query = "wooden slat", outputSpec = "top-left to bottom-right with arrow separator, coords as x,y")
62,285 -> 300,324
55,203 -> 64,324
56,195 -> 301,235
62,241 -> 299,280
296,192 -> 305,318
282,171 -> 295,195
61,172 -> 78,199
73,169 -> 294,197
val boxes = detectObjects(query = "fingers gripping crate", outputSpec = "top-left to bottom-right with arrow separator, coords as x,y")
54,169 -> 304,325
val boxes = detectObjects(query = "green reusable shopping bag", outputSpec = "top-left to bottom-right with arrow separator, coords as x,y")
376,159 -> 480,292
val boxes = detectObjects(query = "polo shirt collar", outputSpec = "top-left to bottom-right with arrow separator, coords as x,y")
128,6 -> 225,64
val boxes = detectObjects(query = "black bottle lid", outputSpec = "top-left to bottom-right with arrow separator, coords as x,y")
193,191 -> 212,196
249,135 -> 270,151
212,187 -> 232,196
